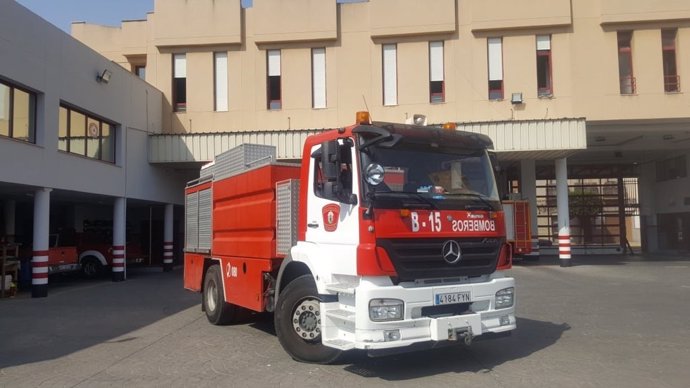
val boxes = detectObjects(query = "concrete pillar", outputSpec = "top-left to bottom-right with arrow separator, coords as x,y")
163,204 -> 174,272
112,197 -> 126,282
555,158 -> 571,267
32,188 -> 51,298
3,200 -> 16,243
638,162 -> 658,252
520,159 -> 539,258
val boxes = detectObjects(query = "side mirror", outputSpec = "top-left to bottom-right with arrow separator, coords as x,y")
320,140 -> 339,180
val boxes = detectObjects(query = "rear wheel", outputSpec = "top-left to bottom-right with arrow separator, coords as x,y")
275,275 -> 341,364
203,265 -> 238,325
81,257 -> 103,279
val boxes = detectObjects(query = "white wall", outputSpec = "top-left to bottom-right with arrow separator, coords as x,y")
0,1 -> 184,205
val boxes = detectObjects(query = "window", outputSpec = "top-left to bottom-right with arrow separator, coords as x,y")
58,105 -> 116,163
618,31 -> 635,94
429,41 -> 444,103
214,52 -> 229,112
135,66 -> 146,80
536,35 -> 553,96
173,54 -> 187,112
0,80 -> 36,143
383,44 -> 397,106
312,48 -> 326,109
267,50 -> 281,110
487,38 -> 503,100
662,29 -> 679,92
656,155 -> 687,182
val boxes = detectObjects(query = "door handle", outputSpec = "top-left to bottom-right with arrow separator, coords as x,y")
307,221 -> 319,228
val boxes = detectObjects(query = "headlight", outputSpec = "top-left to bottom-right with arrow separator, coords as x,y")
365,163 -> 385,186
369,299 -> 404,321
495,287 -> 514,309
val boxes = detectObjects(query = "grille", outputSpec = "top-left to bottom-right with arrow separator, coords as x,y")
377,238 -> 501,281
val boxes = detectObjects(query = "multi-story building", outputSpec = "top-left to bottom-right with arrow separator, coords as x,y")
2,0 -> 690,298
71,0 -> 690,254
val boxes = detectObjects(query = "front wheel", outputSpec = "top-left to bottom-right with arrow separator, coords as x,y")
274,275 -> 341,364
81,257 -> 103,279
203,265 -> 238,325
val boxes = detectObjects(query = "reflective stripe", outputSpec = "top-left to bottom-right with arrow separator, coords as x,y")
112,267 -> 125,272
32,267 -> 48,274
163,259 -> 173,264
112,250 -> 125,255
32,278 -> 48,285
112,258 -> 125,264
32,256 -> 49,264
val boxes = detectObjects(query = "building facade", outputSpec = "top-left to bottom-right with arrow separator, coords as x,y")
71,0 -> 690,254
1,0 -> 193,296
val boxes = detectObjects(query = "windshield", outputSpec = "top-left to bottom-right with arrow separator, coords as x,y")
360,140 -> 500,211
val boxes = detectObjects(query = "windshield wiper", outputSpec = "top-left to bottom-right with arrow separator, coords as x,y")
449,192 -> 497,211
374,191 -> 439,210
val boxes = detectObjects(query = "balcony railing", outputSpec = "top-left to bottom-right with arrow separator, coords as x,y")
664,75 -> 680,93
620,75 -> 636,95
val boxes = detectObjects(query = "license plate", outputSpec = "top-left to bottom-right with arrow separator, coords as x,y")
435,291 -> 471,305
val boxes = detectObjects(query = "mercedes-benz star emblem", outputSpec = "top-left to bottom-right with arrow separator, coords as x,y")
442,240 -> 462,264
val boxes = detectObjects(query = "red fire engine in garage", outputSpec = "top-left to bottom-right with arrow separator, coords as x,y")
184,112 -> 516,363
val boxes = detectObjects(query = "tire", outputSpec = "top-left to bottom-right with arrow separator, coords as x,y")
81,257 -> 103,279
203,265 -> 238,325
274,275 -> 341,364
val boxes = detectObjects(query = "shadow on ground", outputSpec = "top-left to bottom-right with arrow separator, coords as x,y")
250,314 -> 568,380
0,267 -> 198,369
339,317 -> 569,380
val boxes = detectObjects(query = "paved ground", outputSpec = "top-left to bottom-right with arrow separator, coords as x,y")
1,254 -> 689,387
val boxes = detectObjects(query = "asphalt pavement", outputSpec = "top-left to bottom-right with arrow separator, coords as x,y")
1,254 -> 689,387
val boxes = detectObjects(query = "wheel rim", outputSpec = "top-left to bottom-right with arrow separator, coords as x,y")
83,261 -> 96,276
206,280 -> 218,312
292,298 -> 321,342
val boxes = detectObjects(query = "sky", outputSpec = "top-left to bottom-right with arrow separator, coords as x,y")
15,0 -> 155,33
15,0 -> 365,34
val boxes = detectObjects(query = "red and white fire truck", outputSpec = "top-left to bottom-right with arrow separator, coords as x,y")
184,112 -> 516,363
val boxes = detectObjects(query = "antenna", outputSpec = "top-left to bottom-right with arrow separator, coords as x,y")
362,95 -> 373,122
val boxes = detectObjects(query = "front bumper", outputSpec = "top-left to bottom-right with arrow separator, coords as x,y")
321,276 -> 515,351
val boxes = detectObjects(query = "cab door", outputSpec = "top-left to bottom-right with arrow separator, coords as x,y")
304,140 -> 360,275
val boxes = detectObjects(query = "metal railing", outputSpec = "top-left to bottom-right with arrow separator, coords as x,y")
664,75 -> 680,92
619,75 -> 636,95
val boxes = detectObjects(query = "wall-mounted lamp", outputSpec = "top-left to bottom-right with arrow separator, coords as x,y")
511,92 -> 523,105
97,69 -> 112,84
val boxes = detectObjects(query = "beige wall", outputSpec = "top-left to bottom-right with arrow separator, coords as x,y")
72,0 -> 690,134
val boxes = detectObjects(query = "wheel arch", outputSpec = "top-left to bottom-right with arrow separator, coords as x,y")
275,256 -> 312,308
202,257 -> 223,295
79,250 -> 107,266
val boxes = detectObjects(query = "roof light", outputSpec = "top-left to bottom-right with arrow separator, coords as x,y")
442,122 -> 457,130
356,111 -> 371,125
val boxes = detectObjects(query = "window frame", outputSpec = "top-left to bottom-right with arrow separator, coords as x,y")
382,43 -> 398,106
487,37 -> 504,100
58,103 -> 117,163
429,41 -> 445,103
661,29 -> 680,93
311,47 -> 327,109
172,53 -> 187,112
536,35 -> 553,97
0,79 -> 37,144
214,51 -> 229,112
617,31 -> 635,95
267,49 -> 282,110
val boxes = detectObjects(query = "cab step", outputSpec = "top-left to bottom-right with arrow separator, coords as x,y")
322,338 -> 356,351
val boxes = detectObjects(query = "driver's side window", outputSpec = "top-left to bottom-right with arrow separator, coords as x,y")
311,142 -> 354,203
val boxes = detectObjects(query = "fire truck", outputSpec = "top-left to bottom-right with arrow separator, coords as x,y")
184,112 -> 516,363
